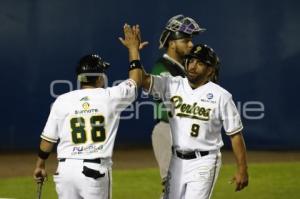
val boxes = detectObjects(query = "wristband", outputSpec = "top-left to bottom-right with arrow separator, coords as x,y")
38,148 -> 50,160
129,60 -> 142,71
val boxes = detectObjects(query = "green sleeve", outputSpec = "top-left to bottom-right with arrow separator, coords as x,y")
151,62 -> 168,75
151,62 -> 169,122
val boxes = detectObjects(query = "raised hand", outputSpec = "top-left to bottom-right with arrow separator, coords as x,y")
135,25 -> 149,50
119,23 -> 140,50
119,24 -> 149,50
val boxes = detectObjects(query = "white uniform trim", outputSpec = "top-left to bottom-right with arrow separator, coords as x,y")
41,134 -> 58,143
226,126 -> 244,136
143,75 -> 154,95
163,54 -> 185,71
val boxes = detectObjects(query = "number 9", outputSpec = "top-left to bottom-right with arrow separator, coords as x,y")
190,124 -> 200,137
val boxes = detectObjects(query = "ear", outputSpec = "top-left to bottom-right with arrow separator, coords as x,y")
169,40 -> 176,49
207,67 -> 214,78
96,76 -> 105,88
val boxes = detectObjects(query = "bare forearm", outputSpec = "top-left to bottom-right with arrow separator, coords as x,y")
127,47 -> 151,89
33,139 -> 54,182
129,69 -> 142,87
36,139 -> 55,168
127,47 -> 142,87
36,157 -> 46,168
230,132 -> 249,191
40,139 -> 55,152
128,48 -> 140,62
230,132 -> 248,172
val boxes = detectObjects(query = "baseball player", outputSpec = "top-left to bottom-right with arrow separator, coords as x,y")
151,15 -> 205,193
125,25 -> 249,199
33,37 -> 143,199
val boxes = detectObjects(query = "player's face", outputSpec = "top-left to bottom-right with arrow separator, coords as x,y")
186,58 -> 212,84
174,38 -> 194,58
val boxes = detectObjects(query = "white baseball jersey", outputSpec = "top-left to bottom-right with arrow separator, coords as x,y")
41,79 -> 137,159
148,75 -> 243,151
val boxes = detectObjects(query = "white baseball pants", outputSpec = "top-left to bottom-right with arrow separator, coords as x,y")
53,158 -> 112,199
164,150 -> 221,199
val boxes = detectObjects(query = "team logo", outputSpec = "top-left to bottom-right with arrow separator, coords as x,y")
194,46 -> 202,53
207,93 -> 213,99
82,102 -> 90,110
170,96 -> 211,121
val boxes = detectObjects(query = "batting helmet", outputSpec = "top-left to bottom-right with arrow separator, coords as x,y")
76,54 -> 110,82
159,14 -> 206,49
185,44 -> 220,67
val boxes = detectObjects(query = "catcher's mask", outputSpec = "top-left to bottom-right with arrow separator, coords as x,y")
76,54 -> 110,83
159,14 -> 206,49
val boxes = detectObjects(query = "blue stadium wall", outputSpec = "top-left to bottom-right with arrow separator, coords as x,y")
1,0 -> 299,150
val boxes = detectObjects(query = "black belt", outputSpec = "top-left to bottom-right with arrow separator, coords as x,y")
59,158 -> 101,164
172,148 -> 209,160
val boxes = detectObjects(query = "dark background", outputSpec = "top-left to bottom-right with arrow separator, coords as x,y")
1,0 -> 299,150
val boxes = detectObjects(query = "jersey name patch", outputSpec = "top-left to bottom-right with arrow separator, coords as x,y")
170,96 -> 211,121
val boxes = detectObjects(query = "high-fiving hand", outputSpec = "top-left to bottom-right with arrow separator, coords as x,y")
119,24 -> 148,50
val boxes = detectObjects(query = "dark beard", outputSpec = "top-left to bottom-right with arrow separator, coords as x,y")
187,74 -> 204,84
187,74 -> 208,89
